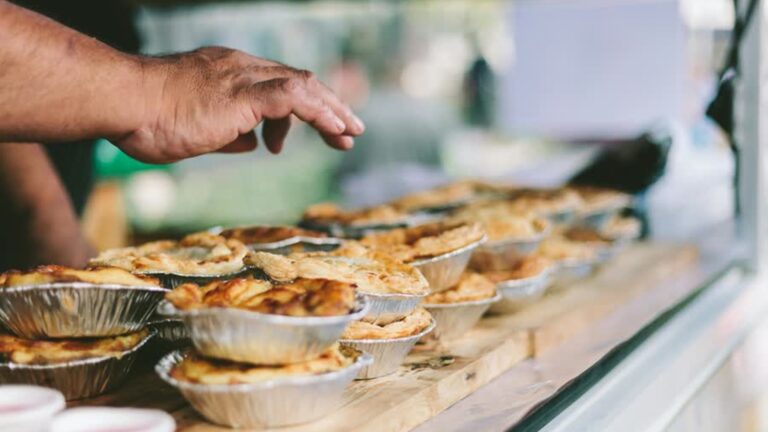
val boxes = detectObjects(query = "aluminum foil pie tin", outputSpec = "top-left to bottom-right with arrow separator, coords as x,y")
157,295 -> 369,365
577,207 -> 624,231
156,348 -> 372,429
361,291 -> 426,325
553,259 -> 596,287
469,232 -> 548,272
299,219 -> 410,239
0,283 -> 167,339
545,209 -> 576,226
423,293 -> 501,340
0,331 -> 154,400
144,270 -> 249,290
147,317 -> 190,347
340,319 -> 436,379
411,236 -> 487,293
489,270 -> 552,314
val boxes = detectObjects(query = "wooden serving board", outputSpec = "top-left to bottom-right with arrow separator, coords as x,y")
76,242 -> 697,432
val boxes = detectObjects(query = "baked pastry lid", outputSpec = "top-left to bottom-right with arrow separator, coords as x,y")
339,317 -> 436,344
422,291 -> 501,308
410,234 -> 487,266
207,225 -> 344,251
0,329 -> 155,370
156,347 -> 372,391
156,293 -> 370,325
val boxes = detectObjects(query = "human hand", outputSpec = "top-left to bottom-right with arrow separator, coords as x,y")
116,47 -> 365,163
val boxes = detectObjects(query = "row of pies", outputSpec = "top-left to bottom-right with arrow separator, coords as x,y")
0,181 -> 639,429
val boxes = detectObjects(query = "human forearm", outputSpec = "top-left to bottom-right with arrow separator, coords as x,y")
0,1 -> 145,143
0,143 -> 93,269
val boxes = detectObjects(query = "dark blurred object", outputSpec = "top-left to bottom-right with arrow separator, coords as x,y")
568,131 -> 672,238
463,55 -> 496,128
11,0 -> 141,214
705,0 -> 759,216
569,131 -> 672,194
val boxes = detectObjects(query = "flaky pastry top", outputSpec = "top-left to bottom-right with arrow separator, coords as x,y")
90,233 -> 247,276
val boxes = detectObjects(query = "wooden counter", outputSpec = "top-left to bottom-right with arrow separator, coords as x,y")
76,242 -> 698,431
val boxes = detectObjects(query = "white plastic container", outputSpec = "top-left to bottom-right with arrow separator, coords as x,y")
50,407 -> 176,432
0,385 -> 65,432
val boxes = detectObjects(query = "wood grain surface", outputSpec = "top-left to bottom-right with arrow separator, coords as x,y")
75,242 -> 697,432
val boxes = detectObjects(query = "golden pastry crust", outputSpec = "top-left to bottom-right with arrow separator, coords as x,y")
166,277 -> 357,317
0,265 -> 160,288
342,307 -> 432,340
537,237 -> 596,262
245,251 -> 429,295
507,188 -> 583,216
218,225 -> 327,245
358,222 -> 485,262
302,202 -> 408,226
603,216 -> 641,240
389,183 -> 477,212
451,201 -> 549,242
482,256 -> 551,283
90,233 -> 247,276
171,344 -> 357,385
568,186 -> 631,213
0,329 -> 149,365
424,273 -> 496,304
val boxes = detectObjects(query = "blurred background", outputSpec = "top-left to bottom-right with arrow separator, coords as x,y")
82,0 -> 735,246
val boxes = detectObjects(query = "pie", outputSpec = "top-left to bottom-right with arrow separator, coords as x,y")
536,237 -> 596,262
170,344 -> 359,385
389,182 -> 477,212
218,225 -> 327,245
356,221 -> 485,262
562,227 -> 612,245
0,265 -> 160,288
451,201 -> 549,242
568,186 -> 631,213
341,307 -> 432,340
481,256 -> 551,283
90,233 -> 248,276
603,216 -> 641,240
0,329 -> 149,365
301,202 -> 408,226
506,188 -> 583,216
423,273 -> 496,304
165,277 -> 357,317
245,251 -> 430,295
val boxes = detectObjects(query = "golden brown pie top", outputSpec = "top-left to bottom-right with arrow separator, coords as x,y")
603,216 -> 641,240
389,183 -> 477,212
424,273 -> 497,304
357,221 -> 485,262
0,265 -> 160,288
90,233 -> 248,276
506,188 -> 583,216
218,225 -> 327,245
481,256 -> 551,283
245,251 -> 429,295
451,201 -> 549,242
170,344 -> 358,385
302,202 -> 408,226
562,227 -> 612,245
341,307 -> 433,340
0,329 -> 149,365
536,237 -> 596,262
165,277 -> 357,317
568,186 -> 631,213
